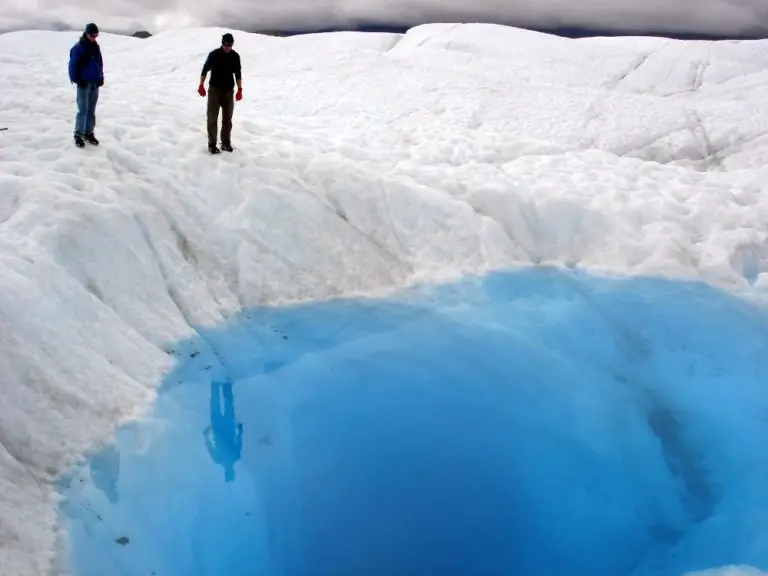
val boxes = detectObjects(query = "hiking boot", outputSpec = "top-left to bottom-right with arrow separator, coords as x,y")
74,135 -> 85,148
84,133 -> 99,145
221,143 -> 233,152
209,144 -> 220,154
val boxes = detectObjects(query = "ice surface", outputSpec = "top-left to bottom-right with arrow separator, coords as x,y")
57,270 -> 768,576
0,22 -> 767,575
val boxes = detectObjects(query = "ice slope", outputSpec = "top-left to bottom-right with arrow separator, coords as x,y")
0,21 -> 767,575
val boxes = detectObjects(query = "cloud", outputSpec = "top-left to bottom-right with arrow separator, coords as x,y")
1,0 -> 767,37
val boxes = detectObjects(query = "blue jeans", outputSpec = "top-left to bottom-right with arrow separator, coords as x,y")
74,82 -> 99,136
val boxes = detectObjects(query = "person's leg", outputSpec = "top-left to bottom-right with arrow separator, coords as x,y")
74,85 -> 88,140
86,83 -> 99,135
207,87 -> 220,150
85,83 -> 100,144
220,89 -> 234,150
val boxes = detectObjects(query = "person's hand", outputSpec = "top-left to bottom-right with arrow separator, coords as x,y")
98,78 -> 104,87
235,88 -> 242,101
198,84 -> 206,97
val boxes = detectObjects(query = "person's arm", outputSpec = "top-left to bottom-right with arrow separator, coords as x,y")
235,53 -> 242,90
98,46 -> 104,86
234,53 -> 242,99
199,51 -> 213,86
68,43 -> 81,84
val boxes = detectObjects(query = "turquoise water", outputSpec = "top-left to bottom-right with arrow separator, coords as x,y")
57,268 -> 768,576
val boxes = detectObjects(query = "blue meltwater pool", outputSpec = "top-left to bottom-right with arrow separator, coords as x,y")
56,268 -> 768,576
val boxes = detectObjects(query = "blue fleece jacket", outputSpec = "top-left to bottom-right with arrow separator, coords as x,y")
68,36 -> 104,85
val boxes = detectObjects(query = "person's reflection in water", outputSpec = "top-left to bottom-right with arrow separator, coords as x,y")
204,380 -> 243,482
89,443 -> 120,503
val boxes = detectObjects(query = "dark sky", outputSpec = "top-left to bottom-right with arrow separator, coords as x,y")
1,0 -> 767,39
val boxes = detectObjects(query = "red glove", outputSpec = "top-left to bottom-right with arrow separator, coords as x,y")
236,88 -> 242,101
198,84 -> 206,97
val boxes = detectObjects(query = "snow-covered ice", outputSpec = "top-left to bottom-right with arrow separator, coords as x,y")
0,22 -> 767,575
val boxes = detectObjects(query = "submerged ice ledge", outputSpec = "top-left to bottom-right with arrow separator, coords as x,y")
57,268 -> 768,576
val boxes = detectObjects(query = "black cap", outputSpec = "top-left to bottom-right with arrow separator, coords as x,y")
85,23 -> 99,35
222,32 -> 234,45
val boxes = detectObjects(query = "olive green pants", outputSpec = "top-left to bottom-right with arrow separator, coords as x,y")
207,86 -> 234,147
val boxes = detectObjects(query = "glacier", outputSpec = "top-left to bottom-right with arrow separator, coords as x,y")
0,22 -> 767,576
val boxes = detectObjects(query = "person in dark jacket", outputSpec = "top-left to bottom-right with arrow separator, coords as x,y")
198,33 -> 242,154
68,23 -> 104,148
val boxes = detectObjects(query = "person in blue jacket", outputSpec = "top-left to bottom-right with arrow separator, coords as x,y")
68,23 -> 104,148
